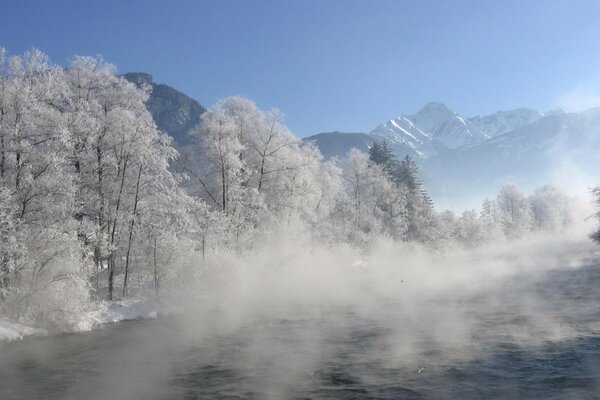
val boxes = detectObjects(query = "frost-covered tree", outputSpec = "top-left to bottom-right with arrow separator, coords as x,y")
455,210 -> 486,247
479,197 -> 503,240
480,198 -> 501,227
196,102 -> 246,213
188,96 -> 333,246
335,148 -> 408,243
190,98 -> 265,247
0,48 -> 193,320
338,149 -> 376,242
437,210 -> 458,243
497,184 -> 531,239
59,55 -> 182,300
0,49 -> 90,326
590,186 -> 600,244
528,184 -> 570,233
309,159 -> 344,240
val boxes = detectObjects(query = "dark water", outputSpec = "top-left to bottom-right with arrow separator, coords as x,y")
2,264 -> 600,400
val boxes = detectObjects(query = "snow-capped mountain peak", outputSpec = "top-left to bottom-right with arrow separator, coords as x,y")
370,102 -> 481,157
368,103 -> 544,159
371,116 -> 436,158
465,108 -> 543,140
411,102 -> 457,133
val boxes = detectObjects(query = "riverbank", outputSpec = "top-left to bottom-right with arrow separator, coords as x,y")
0,298 -> 165,343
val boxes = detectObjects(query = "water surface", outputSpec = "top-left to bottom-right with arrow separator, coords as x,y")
2,263 -> 600,399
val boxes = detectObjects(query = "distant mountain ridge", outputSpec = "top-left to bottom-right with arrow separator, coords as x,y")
370,102 -> 544,159
123,72 -> 205,146
303,132 -> 374,159
305,103 -> 600,207
308,103 -> 546,162
118,73 -> 597,208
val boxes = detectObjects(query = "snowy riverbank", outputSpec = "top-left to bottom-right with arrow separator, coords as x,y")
0,318 -> 46,342
0,298 -> 169,343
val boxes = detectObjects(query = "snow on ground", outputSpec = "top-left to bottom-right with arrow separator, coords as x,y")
88,299 -> 161,324
0,298 -> 180,343
0,318 -> 46,342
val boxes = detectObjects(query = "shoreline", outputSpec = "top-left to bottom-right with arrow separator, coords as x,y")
0,298 -> 166,343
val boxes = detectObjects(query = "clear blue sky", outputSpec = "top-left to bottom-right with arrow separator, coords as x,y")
2,0 -> 600,137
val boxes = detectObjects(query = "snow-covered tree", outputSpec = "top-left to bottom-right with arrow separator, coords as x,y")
479,197 -> 503,240
590,186 -> 600,244
0,49 -> 195,318
0,49 -> 89,326
497,184 -> 531,239
437,210 -> 458,243
334,148 -> 408,243
455,210 -> 486,247
528,184 -> 570,233
188,96 -> 335,246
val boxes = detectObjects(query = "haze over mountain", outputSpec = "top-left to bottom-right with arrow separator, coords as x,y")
424,107 -> 600,207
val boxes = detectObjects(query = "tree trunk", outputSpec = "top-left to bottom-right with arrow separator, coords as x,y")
107,257 -> 114,301
221,163 -> 227,212
107,156 -> 129,300
95,139 -> 104,295
0,134 -> 5,180
153,236 -> 160,304
122,164 -> 142,297
201,231 -> 206,263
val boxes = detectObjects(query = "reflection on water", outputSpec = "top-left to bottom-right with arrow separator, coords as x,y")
2,263 -> 600,400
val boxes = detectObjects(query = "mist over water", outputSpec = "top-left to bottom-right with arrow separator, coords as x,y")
2,216 -> 600,399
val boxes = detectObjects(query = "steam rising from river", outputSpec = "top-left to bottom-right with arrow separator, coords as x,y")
190,215 -> 597,351
2,201 -> 600,399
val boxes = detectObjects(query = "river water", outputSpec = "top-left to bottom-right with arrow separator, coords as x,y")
2,262 -> 600,399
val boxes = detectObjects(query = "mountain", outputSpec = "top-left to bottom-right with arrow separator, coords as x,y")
370,115 -> 438,159
370,102 -> 486,158
368,103 -> 543,159
305,102 -> 600,208
465,108 -> 543,140
303,132 -> 374,159
413,102 -> 489,148
306,104 -> 546,165
423,108 -> 600,207
123,73 -> 205,147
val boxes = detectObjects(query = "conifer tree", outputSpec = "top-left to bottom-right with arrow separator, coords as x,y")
393,155 -> 437,242
368,140 -> 395,175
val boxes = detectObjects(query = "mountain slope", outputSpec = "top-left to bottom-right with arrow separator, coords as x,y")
465,108 -> 543,139
303,132 -> 374,159
370,114 -> 439,158
123,73 -> 205,147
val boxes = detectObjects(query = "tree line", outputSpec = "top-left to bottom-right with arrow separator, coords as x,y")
0,49 -> 574,330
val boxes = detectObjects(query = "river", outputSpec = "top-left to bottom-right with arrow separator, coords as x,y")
2,262 -> 600,399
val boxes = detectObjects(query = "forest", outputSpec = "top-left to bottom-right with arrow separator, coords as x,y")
0,49 -> 580,332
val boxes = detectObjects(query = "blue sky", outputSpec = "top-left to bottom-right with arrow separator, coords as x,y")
1,0 -> 600,137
